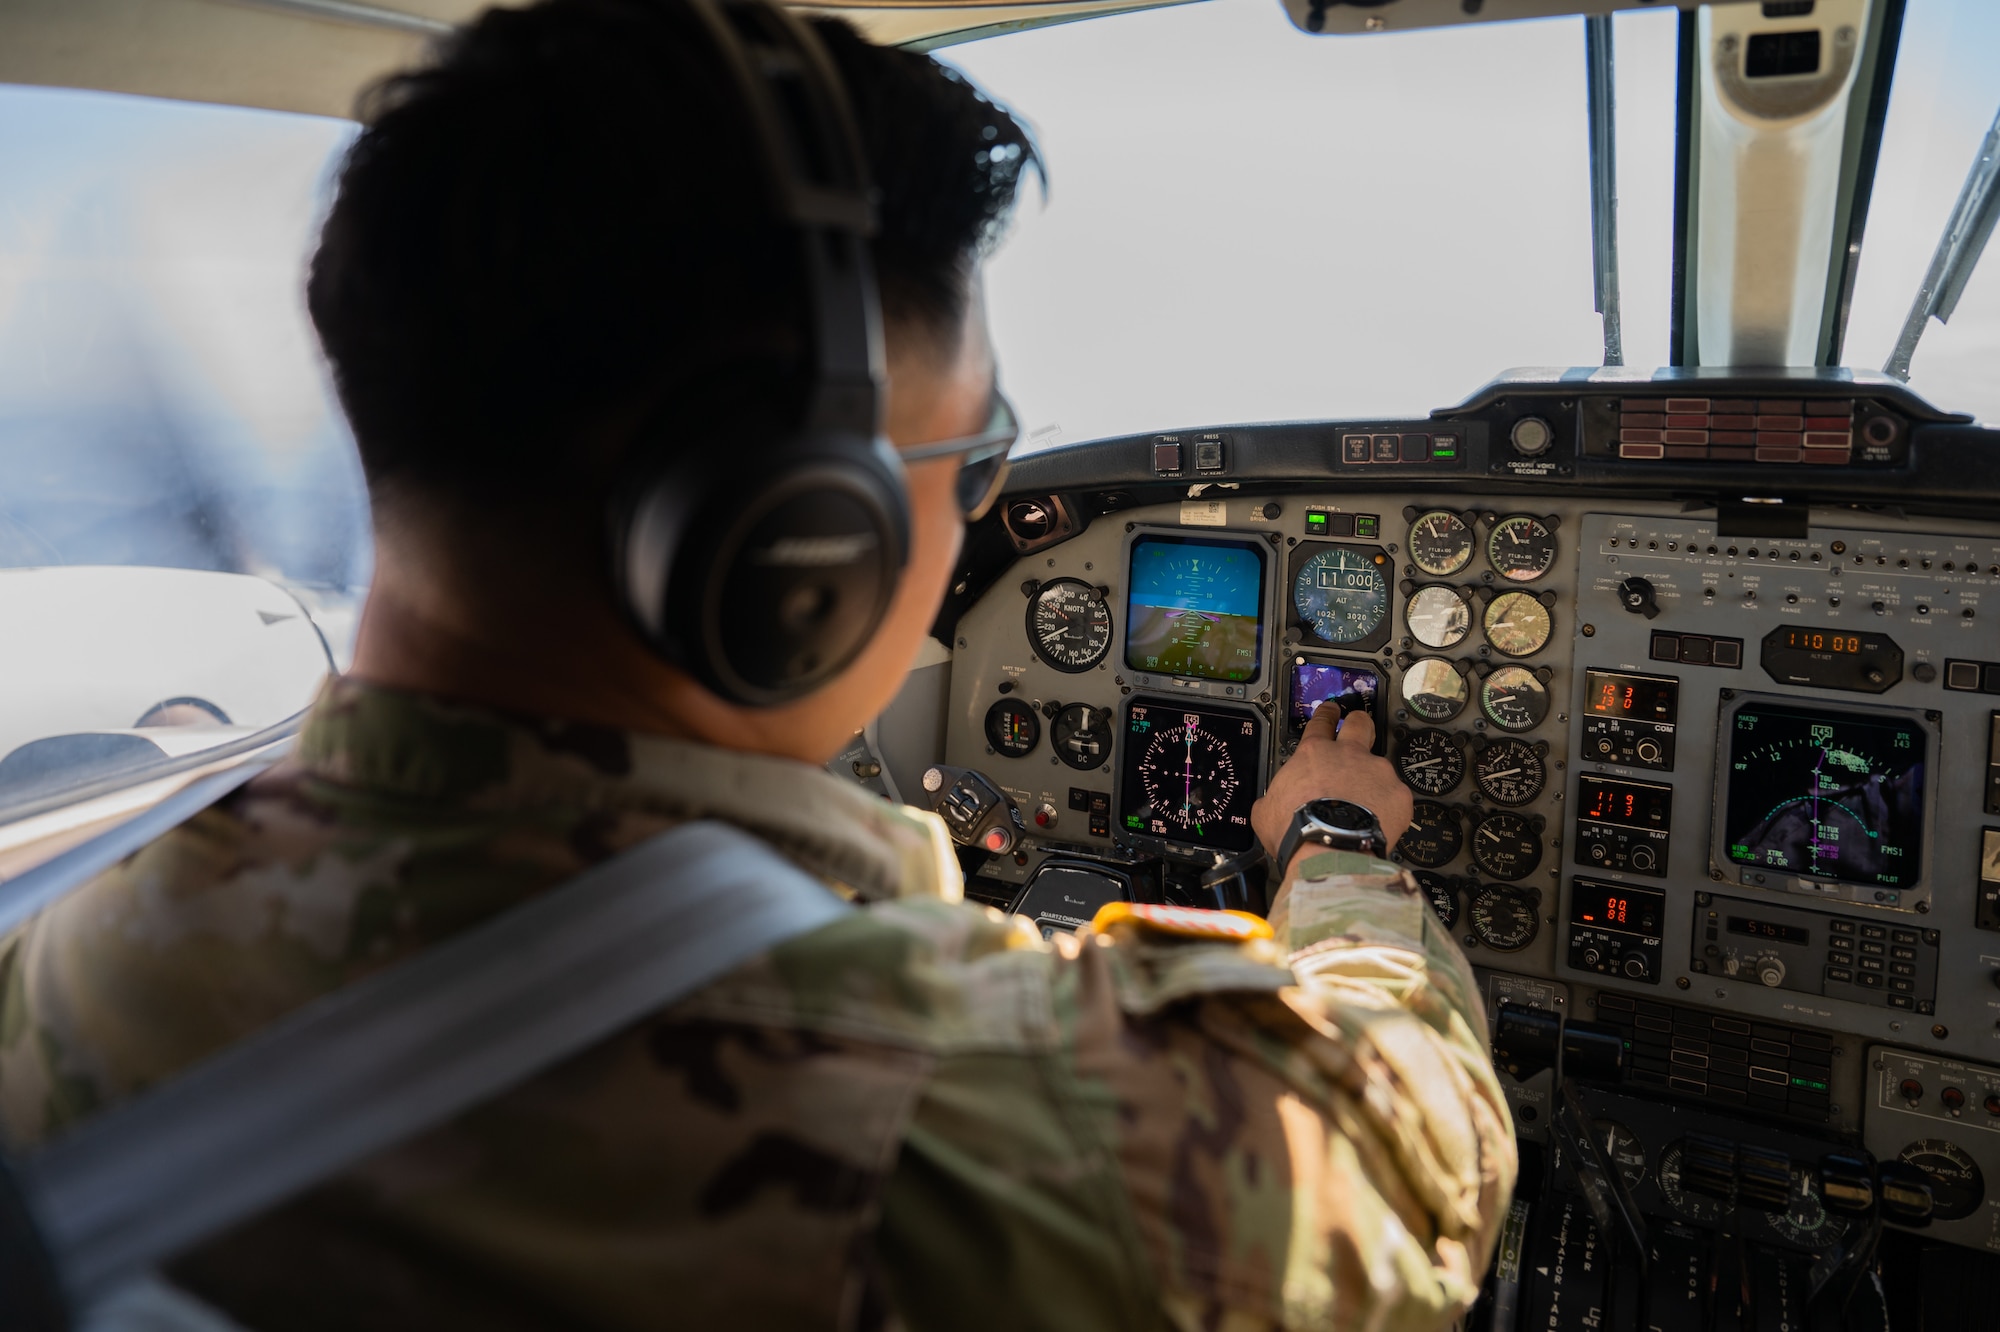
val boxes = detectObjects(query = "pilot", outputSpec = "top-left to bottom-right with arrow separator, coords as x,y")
0,2 -> 1514,1328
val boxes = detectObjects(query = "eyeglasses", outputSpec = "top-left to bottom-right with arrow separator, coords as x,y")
897,390 -> 1018,523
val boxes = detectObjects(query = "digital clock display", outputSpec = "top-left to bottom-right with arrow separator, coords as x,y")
1583,670 -> 1677,722
1726,916 -> 1809,946
1779,630 -> 1864,654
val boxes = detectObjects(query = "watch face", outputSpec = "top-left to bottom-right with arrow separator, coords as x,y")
1306,799 -> 1379,837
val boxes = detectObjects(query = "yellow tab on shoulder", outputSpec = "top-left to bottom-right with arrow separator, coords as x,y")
1090,901 -> 1274,941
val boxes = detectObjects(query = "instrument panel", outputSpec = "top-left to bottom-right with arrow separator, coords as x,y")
920,373 -> 2000,1280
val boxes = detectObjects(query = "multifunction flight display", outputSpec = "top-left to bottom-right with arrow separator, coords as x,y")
1124,534 -> 1266,681
1722,702 -> 1927,890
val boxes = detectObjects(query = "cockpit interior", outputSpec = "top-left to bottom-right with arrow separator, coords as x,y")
3,0 -> 2000,1327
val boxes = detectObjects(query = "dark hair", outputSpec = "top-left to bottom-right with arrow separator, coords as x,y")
306,0 -> 1037,507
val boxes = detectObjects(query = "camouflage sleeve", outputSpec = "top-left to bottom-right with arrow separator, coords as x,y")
1053,858 -> 1516,1331
1259,850 -> 1516,1326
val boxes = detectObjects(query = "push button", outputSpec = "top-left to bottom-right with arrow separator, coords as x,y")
1342,435 -> 1372,464
1152,438 -> 1182,472
1372,434 -> 1401,462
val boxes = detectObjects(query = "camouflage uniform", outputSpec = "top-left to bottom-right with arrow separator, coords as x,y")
0,677 -> 1514,1331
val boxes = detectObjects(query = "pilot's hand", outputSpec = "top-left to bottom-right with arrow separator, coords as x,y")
1252,704 -> 1413,873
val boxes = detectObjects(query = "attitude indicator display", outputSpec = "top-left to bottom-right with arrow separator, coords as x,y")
1722,702 -> 1927,890
1124,535 -> 1267,682
1118,699 -> 1262,852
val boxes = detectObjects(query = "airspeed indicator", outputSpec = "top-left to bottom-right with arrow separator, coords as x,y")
1027,578 -> 1112,673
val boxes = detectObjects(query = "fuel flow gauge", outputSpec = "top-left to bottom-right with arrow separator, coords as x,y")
1396,801 -> 1463,869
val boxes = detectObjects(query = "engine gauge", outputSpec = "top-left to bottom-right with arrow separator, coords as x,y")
1469,882 -> 1539,950
1481,591 -> 1553,657
1766,1165 -> 1849,1248
1293,546 -> 1391,646
1027,578 -> 1112,673
1408,509 -> 1474,577
1395,728 -> 1465,796
1470,809 -> 1542,879
1659,1141 -> 1732,1223
1415,872 -> 1459,929
1396,800 -> 1462,869
1050,702 -> 1114,771
1593,1120 -> 1649,1194
1473,737 -> 1545,806
1486,515 -> 1558,582
1480,665 -> 1549,731
1400,657 -> 1468,722
1898,1139 -> 1986,1221
1405,585 -> 1472,650
984,699 -> 1040,758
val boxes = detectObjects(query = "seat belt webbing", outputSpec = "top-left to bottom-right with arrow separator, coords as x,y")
15,819 -> 850,1308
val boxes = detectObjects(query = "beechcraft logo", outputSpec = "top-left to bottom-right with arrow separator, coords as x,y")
753,533 -> 878,566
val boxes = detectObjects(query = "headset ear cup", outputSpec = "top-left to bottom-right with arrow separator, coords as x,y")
617,430 -> 908,706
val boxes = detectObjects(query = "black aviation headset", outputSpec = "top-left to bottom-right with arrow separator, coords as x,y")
611,0 -> 908,707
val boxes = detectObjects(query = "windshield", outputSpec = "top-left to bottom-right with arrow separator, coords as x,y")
949,0 -> 2000,447
1839,0 -> 2000,424
946,0 -> 1683,451
0,85 -> 361,814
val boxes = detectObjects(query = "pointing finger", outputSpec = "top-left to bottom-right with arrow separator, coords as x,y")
1301,700 -> 1342,746
1334,707 -> 1376,750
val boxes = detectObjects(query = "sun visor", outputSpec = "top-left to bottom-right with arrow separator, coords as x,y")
0,0 -> 1198,121
1277,0 -> 1702,39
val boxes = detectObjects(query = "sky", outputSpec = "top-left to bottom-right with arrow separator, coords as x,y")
0,0 -> 1993,590
946,0 -> 2000,447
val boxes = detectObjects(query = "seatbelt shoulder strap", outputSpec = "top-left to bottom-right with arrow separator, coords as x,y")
16,819 -> 850,1310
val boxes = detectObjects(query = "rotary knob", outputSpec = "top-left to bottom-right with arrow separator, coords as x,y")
1623,955 -> 1649,980
1635,739 -> 1663,764
1756,953 -> 1787,988
1617,577 -> 1661,619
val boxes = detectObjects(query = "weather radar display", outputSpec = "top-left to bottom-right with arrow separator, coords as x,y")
1118,700 -> 1261,852
1723,703 -> 1926,889
1124,535 -> 1266,681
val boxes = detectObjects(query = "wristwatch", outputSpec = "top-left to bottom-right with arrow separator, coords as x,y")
1274,798 -> 1388,870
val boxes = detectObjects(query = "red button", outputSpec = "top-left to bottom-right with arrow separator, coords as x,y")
982,828 -> 1011,852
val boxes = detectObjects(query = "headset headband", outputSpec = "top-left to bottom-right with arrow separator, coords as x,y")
681,0 -> 884,439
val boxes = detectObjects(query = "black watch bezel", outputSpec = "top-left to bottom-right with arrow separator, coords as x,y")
1276,797 -> 1388,870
